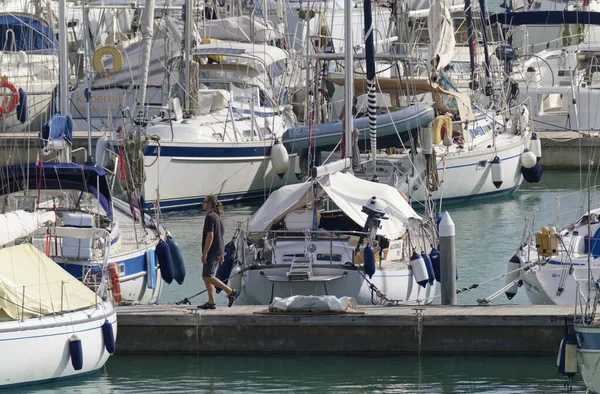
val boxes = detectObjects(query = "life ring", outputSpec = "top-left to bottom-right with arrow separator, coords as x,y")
93,46 -> 123,73
0,77 -> 20,117
200,38 -> 226,63
108,262 -> 123,303
432,115 -> 453,144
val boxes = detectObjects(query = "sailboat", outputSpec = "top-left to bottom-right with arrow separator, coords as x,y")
342,0 -> 537,205
228,0 -> 438,306
0,5 -> 59,132
0,210 -> 116,389
140,0 -> 297,210
507,183 -> 600,305
0,0 -> 180,305
549,170 -> 600,392
492,11 -> 600,135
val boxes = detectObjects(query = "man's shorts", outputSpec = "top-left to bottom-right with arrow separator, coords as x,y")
202,255 -> 219,277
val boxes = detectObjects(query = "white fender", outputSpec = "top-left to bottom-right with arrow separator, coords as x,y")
504,254 -> 521,300
491,156 -> 503,189
410,253 -> 429,287
529,133 -> 542,161
270,140 -> 289,179
95,136 -> 111,168
521,151 -> 536,169
229,265 -> 243,294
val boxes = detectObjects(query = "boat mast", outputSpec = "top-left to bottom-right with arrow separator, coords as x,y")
81,0 -> 94,163
58,0 -> 69,116
464,0 -> 477,90
343,0 -> 354,158
364,0 -> 377,179
184,0 -> 192,114
136,0 -> 156,122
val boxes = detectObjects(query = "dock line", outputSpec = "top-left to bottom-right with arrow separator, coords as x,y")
173,264 -> 254,305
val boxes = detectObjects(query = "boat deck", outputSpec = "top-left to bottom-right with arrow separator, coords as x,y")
113,205 -> 159,255
115,303 -> 574,355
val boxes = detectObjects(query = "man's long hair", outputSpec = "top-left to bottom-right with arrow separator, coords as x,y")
205,194 -> 223,216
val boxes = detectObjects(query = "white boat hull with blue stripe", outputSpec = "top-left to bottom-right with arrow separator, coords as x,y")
374,114 -> 532,204
143,139 -> 299,210
0,303 -> 117,389
517,207 -> 600,305
1,163 -> 165,305
575,324 -> 600,393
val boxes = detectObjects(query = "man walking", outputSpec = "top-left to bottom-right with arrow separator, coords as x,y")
199,195 -> 237,309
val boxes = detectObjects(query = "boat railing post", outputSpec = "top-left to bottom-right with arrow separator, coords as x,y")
330,232 -> 333,265
21,286 -> 26,322
439,212 -> 457,305
61,280 -> 65,313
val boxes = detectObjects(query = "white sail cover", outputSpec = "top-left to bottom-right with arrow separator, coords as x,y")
250,172 -> 419,239
200,16 -> 282,43
136,0 -> 155,109
0,244 -> 99,319
0,210 -> 56,247
427,0 -> 456,71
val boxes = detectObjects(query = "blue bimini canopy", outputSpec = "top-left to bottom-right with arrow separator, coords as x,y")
0,14 -> 58,52
489,10 -> 600,26
0,163 -> 113,217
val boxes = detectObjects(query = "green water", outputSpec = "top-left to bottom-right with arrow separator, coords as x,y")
13,355 -> 586,393
12,170 -> 593,393
159,170 -> 589,307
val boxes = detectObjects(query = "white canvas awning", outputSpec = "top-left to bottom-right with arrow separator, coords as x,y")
200,16 -> 282,43
0,244 -> 99,319
250,172 -> 420,239
0,210 -> 56,247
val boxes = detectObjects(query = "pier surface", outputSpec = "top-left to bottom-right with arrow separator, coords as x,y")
539,131 -> 600,169
115,304 -> 573,355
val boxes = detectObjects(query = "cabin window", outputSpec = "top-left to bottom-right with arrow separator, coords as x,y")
317,253 -> 342,262
539,93 -> 568,115
283,253 -> 305,262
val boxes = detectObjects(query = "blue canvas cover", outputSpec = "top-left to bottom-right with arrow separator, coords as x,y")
0,163 -> 113,217
489,10 -> 600,26
0,14 -> 58,52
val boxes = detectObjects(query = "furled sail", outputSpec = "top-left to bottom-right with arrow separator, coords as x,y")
0,210 -> 56,247
427,0 -> 456,72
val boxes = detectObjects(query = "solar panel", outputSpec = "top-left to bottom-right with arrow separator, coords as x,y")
195,48 -> 246,56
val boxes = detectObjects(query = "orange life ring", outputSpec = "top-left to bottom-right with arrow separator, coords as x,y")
109,262 -> 123,303
432,115 -> 453,144
0,77 -> 19,117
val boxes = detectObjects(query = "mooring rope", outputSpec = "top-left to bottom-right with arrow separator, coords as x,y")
172,264 -> 254,305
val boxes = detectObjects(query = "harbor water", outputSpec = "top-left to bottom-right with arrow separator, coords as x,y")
13,170 -> 591,393
158,169 -> 589,307
11,355 -> 587,393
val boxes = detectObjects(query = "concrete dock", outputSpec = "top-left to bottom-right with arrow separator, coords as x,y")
538,131 -> 600,169
115,304 -> 574,355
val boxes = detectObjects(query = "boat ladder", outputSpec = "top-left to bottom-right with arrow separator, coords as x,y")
287,256 -> 313,280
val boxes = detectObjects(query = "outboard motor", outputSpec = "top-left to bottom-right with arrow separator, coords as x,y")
495,44 -> 518,75
355,196 -> 389,251
355,196 -> 389,276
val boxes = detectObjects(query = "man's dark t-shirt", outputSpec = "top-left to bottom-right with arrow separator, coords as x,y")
202,211 -> 224,260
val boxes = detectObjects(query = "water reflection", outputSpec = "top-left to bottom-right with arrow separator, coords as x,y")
13,355 -> 585,394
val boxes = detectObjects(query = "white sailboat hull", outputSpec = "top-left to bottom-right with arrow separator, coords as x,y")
0,302 -> 117,389
521,256 -> 600,306
143,141 -> 300,210
402,133 -> 529,203
236,264 -> 436,305
575,324 -> 600,394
